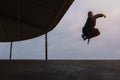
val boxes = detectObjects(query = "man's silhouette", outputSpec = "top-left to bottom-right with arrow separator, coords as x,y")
81,11 -> 106,44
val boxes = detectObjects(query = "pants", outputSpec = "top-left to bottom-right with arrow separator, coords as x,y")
82,26 -> 100,39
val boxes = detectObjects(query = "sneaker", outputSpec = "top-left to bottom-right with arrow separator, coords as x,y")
81,34 -> 87,41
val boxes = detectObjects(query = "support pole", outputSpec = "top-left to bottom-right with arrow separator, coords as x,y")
17,0 -> 20,22
9,42 -> 13,60
17,0 -> 21,40
45,33 -> 48,61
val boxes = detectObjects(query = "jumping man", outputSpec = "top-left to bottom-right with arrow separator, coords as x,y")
81,11 -> 106,44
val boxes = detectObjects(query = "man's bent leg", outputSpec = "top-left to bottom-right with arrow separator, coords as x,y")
87,28 -> 100,39
93,28 -> 100,37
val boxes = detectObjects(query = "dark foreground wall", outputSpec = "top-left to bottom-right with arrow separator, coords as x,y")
0,60 -> 120,80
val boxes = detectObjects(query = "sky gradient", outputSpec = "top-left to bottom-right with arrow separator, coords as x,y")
0,0 -> 120,60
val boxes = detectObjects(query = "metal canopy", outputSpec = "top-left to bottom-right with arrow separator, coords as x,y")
0,0 -> 74,42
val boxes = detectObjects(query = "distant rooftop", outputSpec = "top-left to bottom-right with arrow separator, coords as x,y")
0,0 -> 74,42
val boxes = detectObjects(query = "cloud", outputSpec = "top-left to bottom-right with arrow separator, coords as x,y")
47,0 -> 120,59
0,0 -> 120,59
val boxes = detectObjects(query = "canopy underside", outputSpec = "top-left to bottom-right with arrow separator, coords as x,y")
0,0 -> 74,42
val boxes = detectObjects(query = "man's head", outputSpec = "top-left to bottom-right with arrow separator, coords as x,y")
88,11 -> 93,18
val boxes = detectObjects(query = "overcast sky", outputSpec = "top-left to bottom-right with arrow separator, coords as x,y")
0,0 -> 120,60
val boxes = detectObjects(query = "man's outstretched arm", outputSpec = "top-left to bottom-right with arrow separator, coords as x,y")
94,13 -> 106,19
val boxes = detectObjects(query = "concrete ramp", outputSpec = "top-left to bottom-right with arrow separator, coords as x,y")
0,60 -> 120,80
